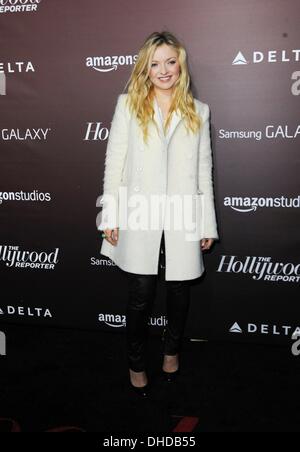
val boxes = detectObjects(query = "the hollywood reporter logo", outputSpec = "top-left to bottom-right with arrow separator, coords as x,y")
0,245 -> 59,269
0,0 -> 42,12
0,0 -> 41,3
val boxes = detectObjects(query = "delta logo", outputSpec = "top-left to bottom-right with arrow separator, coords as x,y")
229,322 -> 300,337
232,49 -> 300,65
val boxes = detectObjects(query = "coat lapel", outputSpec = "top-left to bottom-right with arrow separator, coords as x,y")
153,96 -> 183,145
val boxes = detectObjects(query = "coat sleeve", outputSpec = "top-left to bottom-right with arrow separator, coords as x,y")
98,94 -> 128,230
198,103 -> 219,240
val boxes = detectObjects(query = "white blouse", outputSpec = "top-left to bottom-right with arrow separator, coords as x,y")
153,96 -> 180,146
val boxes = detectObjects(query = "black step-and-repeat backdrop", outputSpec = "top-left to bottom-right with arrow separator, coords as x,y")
0,0 -> 299,345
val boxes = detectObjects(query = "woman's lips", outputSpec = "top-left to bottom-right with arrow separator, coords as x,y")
159,76 -> 172,82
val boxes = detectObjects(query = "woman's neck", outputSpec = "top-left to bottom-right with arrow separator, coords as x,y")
153,88 -> 173,104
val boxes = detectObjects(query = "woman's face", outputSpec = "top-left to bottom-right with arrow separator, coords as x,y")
149,44 -> 180,92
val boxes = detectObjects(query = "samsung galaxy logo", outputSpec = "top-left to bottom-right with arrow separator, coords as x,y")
219,125 -> 300,140
224,195 -> 300,213
86,54 -> 138,73
91,256 -> 117,267
1,128 -> 51,140
233,49 -> 300,65
0,0 -> 42,14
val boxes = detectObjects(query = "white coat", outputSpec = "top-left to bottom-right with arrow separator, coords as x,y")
98,93 -> 219,280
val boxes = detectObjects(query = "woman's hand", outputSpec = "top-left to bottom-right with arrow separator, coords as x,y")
200,238 -> 214,251
102,228 -> 119,246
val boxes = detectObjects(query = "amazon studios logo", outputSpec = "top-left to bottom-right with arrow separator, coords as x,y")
98,312 -> 167,328
86,54 -> 138,73
224,195 -> 300,213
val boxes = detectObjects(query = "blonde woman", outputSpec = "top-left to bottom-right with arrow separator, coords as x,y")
99,31 -> 219,397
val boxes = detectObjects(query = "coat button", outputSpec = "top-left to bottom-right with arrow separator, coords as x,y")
134,186 -> 140,192
136,166 -> 143,172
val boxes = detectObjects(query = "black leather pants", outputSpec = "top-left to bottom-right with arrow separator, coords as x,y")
124,231 -> 191,372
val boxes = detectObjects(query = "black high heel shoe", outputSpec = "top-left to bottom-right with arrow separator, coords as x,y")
162,367 -> 180,382
129,380 -> 150,397
162,353 -> 180,382
128,369 -> 150,397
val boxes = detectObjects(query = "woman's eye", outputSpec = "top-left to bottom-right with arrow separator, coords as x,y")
151,61 -> 176,67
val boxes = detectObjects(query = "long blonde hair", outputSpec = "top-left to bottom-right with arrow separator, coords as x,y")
123,31 -> 202,145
